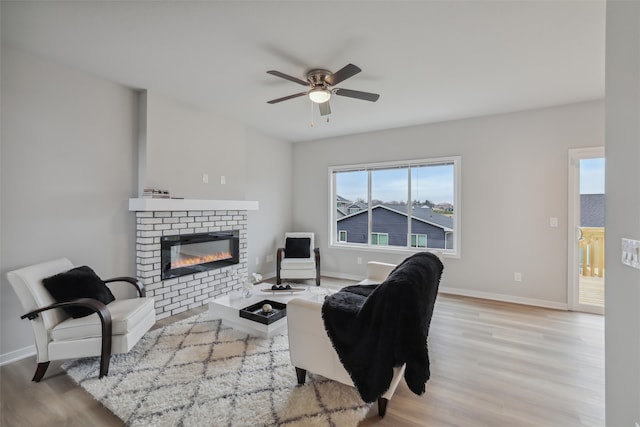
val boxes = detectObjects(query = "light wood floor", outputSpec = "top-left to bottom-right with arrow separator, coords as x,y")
1,282 -> 604,427
579,275 -> 604,308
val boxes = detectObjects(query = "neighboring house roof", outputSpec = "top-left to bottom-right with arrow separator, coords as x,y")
581,194 -> 605,227
408,206 -> 454,230
346,201 -> 368,211
336,195 -> 351,203
337,203 -> 454,231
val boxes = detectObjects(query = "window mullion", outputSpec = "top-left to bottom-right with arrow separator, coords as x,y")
407,166 -> 412,249
367,169 -> 372,246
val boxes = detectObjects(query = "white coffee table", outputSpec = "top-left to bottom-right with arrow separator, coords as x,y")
208,285 -> 331,338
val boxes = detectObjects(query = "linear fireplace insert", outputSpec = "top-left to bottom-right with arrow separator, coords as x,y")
160,231 -> 239,280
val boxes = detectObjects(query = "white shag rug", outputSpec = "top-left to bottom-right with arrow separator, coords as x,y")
63,313 -> 370,427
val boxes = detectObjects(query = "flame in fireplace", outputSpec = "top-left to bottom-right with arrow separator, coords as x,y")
171,251 -> 232,269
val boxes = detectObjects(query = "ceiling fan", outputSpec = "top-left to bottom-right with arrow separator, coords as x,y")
266,64 -> 379,117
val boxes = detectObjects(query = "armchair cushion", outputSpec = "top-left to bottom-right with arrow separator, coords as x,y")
43,266 -> 115,318
280,258 -> 316,270
50,297 -> 155,340
284,237 -> 311,258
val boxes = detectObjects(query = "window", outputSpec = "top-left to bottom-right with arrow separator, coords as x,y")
371,233 -> 389,246
411,234 -> 427,248
330,156 -> 460,257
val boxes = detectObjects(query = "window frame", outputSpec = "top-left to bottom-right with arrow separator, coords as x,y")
411,233 -> 428,248
371,232 -> 389,246
329,155 -> 461,258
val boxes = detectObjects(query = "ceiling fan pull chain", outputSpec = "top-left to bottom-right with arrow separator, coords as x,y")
310,100 -> 315,127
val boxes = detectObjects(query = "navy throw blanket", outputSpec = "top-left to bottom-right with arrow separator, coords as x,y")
321,252 -> 443,403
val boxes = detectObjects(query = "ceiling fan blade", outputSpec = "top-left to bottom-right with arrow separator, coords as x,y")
319,101 -> 331,116
325,64 -> 361,86
334,88 -> 380,102
267,92 -> 307,104
267,70 -> 309,86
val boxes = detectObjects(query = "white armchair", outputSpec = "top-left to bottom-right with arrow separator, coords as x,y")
7,258 -> 156,382
276,232 -> 320,286
287,261 -> 403,417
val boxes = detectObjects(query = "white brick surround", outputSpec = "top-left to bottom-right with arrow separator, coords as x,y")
134,210 -> 248,320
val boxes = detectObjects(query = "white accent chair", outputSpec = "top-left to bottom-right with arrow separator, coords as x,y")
287,261 -> 402,417
276,232 -> 320,286
7,258 -> 156,382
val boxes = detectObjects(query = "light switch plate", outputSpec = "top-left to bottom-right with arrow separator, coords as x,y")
621,238 -> 640,270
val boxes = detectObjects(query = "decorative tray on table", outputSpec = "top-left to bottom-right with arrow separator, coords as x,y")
239,300 -> 287,325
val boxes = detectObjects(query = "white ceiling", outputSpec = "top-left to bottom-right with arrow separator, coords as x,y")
1,1 -> 605,142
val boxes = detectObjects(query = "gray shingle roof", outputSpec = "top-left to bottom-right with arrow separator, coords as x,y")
581,194 -> 605,227
337,203 -> 453,231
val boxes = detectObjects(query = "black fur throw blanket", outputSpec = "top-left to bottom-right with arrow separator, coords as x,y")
321,252 -> 444,403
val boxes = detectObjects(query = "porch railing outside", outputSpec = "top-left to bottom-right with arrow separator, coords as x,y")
580,227 -> 605,277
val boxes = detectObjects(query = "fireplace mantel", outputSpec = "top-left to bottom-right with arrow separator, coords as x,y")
129,198 -> 259,212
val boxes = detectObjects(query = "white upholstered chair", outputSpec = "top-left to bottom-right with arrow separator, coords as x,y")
287,261 -> 403,417
7,258 -> 156,382
276,232 -> 320,286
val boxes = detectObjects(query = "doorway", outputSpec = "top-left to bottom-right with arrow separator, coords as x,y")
568,147 -> 605,314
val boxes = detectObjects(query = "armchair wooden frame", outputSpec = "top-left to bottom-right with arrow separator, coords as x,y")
19,277 -> 146,382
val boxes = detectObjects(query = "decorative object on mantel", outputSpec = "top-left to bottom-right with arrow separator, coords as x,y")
63,314 -> 371,426
141,188 -> 171,199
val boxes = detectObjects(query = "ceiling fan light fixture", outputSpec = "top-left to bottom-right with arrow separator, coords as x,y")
308,88 -> 331,104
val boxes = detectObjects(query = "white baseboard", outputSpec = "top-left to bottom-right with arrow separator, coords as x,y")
261,271 -> 276,280
324,272 -> 568,310
439,286 -> 569,310
0,345 -> 35,366
321,271 -> 366,282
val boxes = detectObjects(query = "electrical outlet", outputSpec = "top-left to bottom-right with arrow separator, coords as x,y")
255,257 -> 260,266
202,173 -> 209,184
514,272 -> 522,282
549,217 -> 558,227
220,175 -> 226,185
357,257 -> 362,265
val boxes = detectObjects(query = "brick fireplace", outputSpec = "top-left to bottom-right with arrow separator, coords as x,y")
129,199 -> 259,319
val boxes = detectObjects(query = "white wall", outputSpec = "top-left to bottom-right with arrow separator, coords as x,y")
245,129 -> 293,278
604,1 -> 640,425
142,91 -> 247,200
292,100 -> 604,307
0,47 -> 138,361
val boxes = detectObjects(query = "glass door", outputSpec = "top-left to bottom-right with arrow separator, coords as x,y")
568,148 -> 605,314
